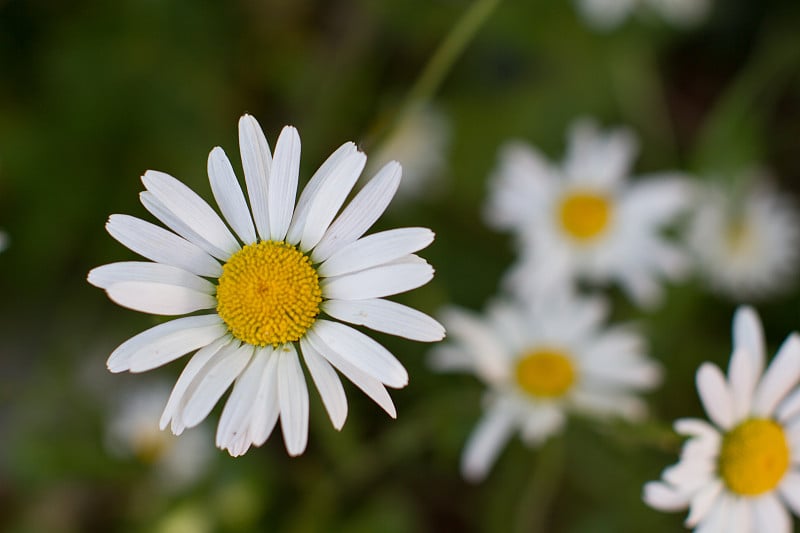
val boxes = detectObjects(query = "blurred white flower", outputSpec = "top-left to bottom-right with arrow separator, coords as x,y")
688,180 -> 800,300
486,119 -> 692,308
106,384 -> 213,490
0,230 -> 7,253
576,0 -> 711,31
430,289 -> 660,481
644,307 -> 800,532
367,103 -> 450,205
89,114 -> 444,458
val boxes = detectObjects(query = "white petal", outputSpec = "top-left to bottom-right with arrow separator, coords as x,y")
216,347 -> 270,455
754,493 -> 791,533
674,418 -> 720,439
160,336 -> 231,431
312,319 -> 407,388
727,497 -> 751,533
286,142 -> 357,244
322,262 -> 433,301
318,227 -> 435,277
296,147 -> 366,251
208,147 -> 257,244
268,126 -> 300,241
106,281 -> 217,315
519,404 -> 565,445
642,481 -> 692,511
694,491 -> 732,533
180,342 -> 254,428
300,337 -> 348,430
438,306 -> 510,385
754,334 -> 800,416
778,472 -> 800,516
277,344 -> 309,456
306,329 -> 396,417
106,214 -> 222,278
727,346 -> 758,420
563,119 -> 637,187
88,261 -> 215,293
141,170 -> 239,256
733,306 -> 765,375
311,161 -> 401,263
685,479 -> 724,527
140,191 -> 231,261
777,387 -> 800,422
461,400 -> 516,482
250,348 -> 281,446
696,363 -> 735,430
107,315 -> 226,373
238,114 -> 272,241
322,298 -> 445,342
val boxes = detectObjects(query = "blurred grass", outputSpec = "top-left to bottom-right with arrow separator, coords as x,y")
1,0 -> 800,531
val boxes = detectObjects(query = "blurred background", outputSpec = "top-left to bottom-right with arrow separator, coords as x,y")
2,0 -> 800,531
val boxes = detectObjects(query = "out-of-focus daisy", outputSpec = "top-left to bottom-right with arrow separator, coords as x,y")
366,103 -> 450,205
106,383 -> 212,491
644,306 -> 800,532
0,230 -> 7,253
89,114 -> 444,457
575,0 -> 711,31
688,181 -> 800,300
486,119 -> 692,308
430,290 -> 661,481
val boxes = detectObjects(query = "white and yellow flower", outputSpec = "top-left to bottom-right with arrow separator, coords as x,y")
575,0 -> 711,31
106,383 -> 213,490
486,119 -> 692,308
644,306 -> 800,532
430,290 -> 661,481
688,181 -> 800,300
89,114 -> 444,457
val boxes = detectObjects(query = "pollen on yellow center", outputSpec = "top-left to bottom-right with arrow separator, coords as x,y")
558,191 -> 611,241
515,348 -> 576,398
718,418 -> 789,496
216,241 -> 322,347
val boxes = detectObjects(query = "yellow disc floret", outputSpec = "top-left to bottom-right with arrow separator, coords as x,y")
558,191 -> 611,241
515,348 -> 576,398
216,241 -> 322,347
718,418 -> 789,496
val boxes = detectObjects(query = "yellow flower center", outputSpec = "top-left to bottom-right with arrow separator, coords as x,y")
718,418 -> 789,496
216,241 -> 322,347
558,191 -> 611,241
515,348 -> 576,398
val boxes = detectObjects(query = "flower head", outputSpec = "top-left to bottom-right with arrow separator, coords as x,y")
486,119 -> 692,308
644,307 -> 800,531
89,114 -> 444,457
106,383 -> 213,490
430,289 -> 661,480
688,180 -> 800,300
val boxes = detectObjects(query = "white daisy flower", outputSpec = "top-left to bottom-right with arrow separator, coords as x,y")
575,0 -> 711,31
688,181 -> 800,300
89,114 -> 444,457
106,383 -> 213,490
366,103 -> 450,205
430,290 -> 661,481
644,306 -> 800,532
486,118 -> 692,308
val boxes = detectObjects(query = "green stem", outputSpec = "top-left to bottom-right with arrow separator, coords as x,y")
402,0 -> 502,113
513,436 -> 565,533
691,24 -> 800,175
